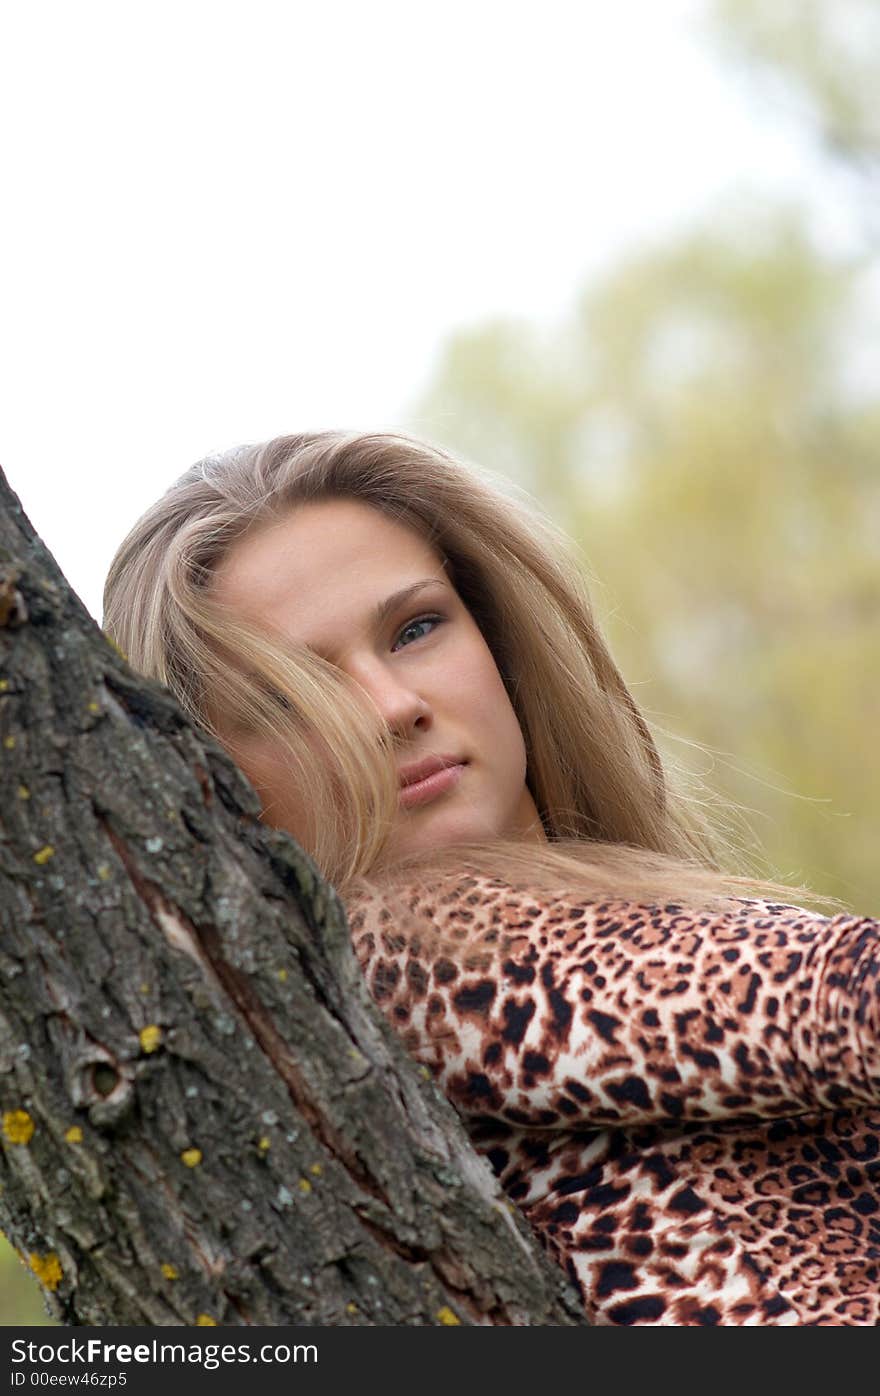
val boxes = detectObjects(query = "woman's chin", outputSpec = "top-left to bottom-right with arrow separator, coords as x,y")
388,814 -> 501,863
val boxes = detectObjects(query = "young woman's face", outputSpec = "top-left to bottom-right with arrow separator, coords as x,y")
210,497 -> 546,861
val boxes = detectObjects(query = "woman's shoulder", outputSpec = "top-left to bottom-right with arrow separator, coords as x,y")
342,871 -> 826,941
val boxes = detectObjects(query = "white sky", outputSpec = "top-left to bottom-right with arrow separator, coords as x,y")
0,0 -> 834,620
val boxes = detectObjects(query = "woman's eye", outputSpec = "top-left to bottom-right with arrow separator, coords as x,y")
252,682 -> 294,716
392,614 -> 444,651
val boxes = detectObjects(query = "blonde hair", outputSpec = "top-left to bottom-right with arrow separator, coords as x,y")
103,430 -> 841,914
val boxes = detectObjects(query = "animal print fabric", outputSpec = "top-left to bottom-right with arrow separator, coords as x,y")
344,874 -> 880,1325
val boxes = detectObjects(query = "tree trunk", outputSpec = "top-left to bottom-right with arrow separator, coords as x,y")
0,467 -> 588,1328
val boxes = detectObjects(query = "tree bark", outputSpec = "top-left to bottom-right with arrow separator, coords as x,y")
0,467 -> 588,1328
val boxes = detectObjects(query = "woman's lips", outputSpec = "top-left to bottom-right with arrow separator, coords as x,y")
398,762 -> 466,809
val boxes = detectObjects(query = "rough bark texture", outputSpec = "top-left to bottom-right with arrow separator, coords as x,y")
0,467 -> 589,1328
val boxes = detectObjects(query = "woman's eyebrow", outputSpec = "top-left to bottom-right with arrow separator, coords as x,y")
371,577 -> 449,629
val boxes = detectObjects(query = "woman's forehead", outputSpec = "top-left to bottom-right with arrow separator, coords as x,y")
211,498 -> 449,651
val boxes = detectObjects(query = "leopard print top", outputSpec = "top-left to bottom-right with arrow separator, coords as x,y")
345,873 -> 880,1326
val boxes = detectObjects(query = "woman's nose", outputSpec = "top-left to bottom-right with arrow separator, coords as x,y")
349,661 -> 431,737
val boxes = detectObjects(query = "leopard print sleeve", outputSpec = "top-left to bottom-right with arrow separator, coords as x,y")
344,875 -> 880,1129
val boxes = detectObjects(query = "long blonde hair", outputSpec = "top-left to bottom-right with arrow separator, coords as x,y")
103,430 -> 841,913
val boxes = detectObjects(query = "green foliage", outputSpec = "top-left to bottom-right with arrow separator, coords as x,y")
0,1232 -> 54,1324
706,0 -> 880,172
411,206 -> 879,909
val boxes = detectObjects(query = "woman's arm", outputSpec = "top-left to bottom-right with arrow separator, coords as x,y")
345,875 -> 880,1128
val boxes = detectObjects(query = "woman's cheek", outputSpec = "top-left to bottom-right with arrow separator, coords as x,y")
225,737 -> 296,825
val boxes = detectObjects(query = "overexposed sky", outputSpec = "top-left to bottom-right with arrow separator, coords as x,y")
1,0 -> 830,619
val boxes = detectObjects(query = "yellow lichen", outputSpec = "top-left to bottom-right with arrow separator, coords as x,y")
17,785 -> 29,800
195,1314 -> 216,1326
180,1148 -> 202,1168
3,735 -> 15,750
309,1162 -> 323,1176
29,1252 -> 63,1291
87,701 -> 101,714
3,1110 -> 35,1145
276,967 -> 288,982
97,863 -> 111,881
64,1126 -> 83,1145
436,1306 -> 461,1326
161,1263 -> 179,1281
346,1302 -> 358,1315
419,1066 -> 431,1080
257,1136 -> 271,1154
298,1177 -> 312,1193
139,1025 -> 162,1054
33,846 -> 55,865
0,679 -> 8,692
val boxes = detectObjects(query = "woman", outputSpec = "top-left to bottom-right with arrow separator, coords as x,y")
104,429 -> 880,1326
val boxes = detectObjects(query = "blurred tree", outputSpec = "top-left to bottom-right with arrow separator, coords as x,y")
410,205 -> 879,910
706,0 -> 880,219
1,1235 -> 51,1322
